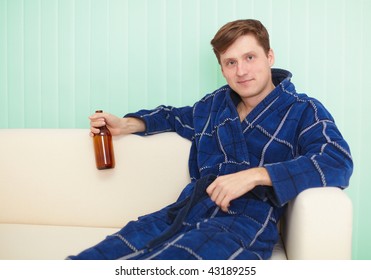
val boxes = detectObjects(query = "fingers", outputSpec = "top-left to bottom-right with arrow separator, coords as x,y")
89,128 -> 99,137
206,180 -> 231,212
88,112 -> 107,136
89,112 -> 106,126
206,171 -> 253,212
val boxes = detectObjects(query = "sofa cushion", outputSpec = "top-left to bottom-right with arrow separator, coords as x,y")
0,223 -> 286,260
0,224 -> 118,260
0,130 -> 191,228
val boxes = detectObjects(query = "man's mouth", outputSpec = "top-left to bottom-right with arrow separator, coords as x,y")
237,78 -> 253,84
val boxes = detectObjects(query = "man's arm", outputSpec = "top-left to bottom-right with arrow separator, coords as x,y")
125,105 -> 195,140
89,112 -> 146,136
206,167 -> 272,212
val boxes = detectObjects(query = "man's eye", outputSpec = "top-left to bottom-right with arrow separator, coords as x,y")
247,56 -> 254,61
227,60 -> 236,66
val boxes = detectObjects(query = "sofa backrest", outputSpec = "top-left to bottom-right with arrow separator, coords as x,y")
0,129 -> 191,228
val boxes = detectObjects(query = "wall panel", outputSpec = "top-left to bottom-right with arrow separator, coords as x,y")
0,0 -> 370,259
7,0 -> 24,127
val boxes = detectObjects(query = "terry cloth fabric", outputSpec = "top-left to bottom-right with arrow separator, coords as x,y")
146,174 -> 217,249
67,182 -> 281,260
67,68 -> 353,260
127,68 -> 353,207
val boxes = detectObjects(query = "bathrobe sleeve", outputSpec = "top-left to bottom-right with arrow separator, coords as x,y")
264,100 -> 353,207
124,105 -> 195,141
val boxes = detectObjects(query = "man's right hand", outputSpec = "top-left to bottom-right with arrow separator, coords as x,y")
89,112 -> 146,137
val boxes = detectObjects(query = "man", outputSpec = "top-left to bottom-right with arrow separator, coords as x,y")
68,19 -> 353,260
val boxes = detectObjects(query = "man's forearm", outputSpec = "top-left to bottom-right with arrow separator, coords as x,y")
121,117 -> 146,134
254,167 -> 273,187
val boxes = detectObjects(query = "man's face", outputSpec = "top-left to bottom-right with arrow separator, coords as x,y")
220,34 -> 275,103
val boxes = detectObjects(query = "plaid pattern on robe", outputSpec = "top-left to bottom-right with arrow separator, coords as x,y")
67,68 -> 352,260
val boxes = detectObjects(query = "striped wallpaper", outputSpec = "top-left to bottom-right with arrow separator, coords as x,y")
1,0 -> 370,259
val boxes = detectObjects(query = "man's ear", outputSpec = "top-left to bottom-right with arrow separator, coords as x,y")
268,48 -> 275,67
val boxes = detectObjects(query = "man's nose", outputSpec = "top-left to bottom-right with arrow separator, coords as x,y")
236,61 -> 248,76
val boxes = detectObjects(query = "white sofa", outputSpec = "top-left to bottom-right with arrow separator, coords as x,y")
0,129 -> 353,260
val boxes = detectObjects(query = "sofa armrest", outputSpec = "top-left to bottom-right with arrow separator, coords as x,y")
281,187 -> 353,259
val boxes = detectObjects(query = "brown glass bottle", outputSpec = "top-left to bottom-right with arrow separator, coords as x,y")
93,110 -> 115,170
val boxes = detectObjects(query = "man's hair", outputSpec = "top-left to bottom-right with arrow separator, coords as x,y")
210,19 -> 271,64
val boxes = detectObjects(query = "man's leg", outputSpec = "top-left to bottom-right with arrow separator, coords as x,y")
129,213 -> 278,260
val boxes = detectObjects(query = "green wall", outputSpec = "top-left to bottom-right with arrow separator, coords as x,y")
1,0 -> 370,259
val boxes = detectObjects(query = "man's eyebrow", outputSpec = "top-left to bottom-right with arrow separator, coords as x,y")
222,57 -> 235,64
221,51 -> 256,63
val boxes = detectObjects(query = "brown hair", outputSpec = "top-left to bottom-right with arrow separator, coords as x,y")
210,19 -> 271,64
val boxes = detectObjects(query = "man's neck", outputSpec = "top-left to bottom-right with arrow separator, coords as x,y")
238,82 -> 275,120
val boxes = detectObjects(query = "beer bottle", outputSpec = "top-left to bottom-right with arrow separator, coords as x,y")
93,110 -> 115,169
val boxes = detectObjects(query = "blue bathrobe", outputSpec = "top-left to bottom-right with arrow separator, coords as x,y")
68,69 -> 353,260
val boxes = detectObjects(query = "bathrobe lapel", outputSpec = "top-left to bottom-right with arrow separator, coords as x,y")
213,89 -> 250,175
